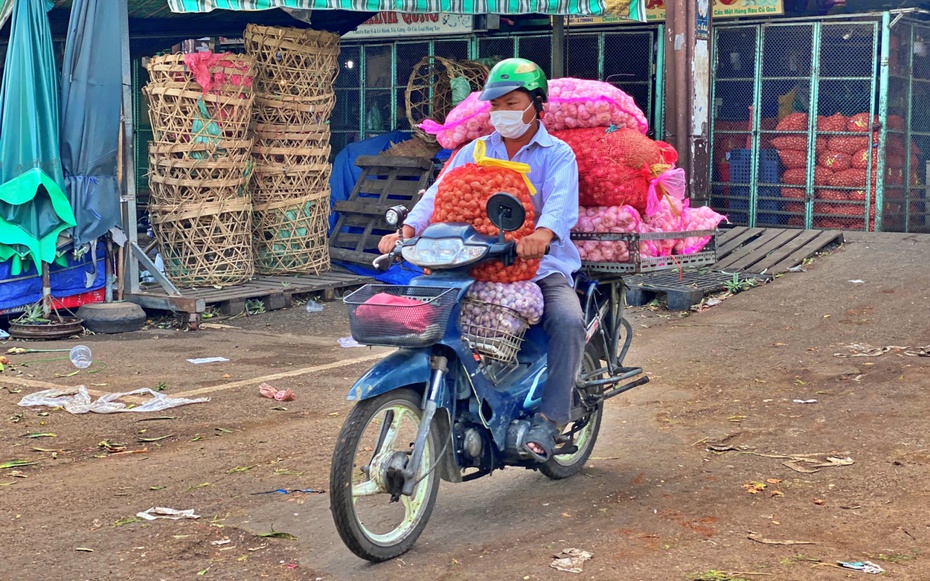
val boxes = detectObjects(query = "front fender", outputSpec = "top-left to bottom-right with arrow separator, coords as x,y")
346,349 -> 432,401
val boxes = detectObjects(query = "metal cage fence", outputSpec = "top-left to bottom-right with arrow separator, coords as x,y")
331,28 -> 664,157
478,29 -> 663,137
710,13 -> 929,232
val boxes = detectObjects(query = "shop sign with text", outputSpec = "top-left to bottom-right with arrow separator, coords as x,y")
567,0 -> 783,25
343,12 -> 473,39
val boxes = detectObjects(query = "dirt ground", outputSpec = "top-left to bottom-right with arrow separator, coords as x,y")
1,231 -> 929,581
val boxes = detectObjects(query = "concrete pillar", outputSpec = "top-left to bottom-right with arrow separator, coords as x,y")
664,0 -> 713,202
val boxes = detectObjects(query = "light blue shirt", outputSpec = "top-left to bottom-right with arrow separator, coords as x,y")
406,123 -> 581,284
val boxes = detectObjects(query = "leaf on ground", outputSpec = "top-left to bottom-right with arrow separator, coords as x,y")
138,435 -> 174,443
185,482 -> 212,492
747,532 -> 817,545
149,485 -> 166,491
197,567 -> 210,575
214,427 -> 233,433
190,435 -> 203,442
75,547 -> 94,552
743,481 -> 767,494
98,440 -> 126,452
0,459 -> 37,469
137,416 -> 177,422
273,468 -> 302,476
256,530 -> 298,541
114,517 -> 142,527
23,432 -> 56,438
227,465 -> 256,474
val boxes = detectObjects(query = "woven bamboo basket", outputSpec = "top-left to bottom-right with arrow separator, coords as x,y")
149,198 -> 254,287
147,139 -> 254,205
406,56 -> 489,143
253,92 -> 335,129
145,53 -> 256,96
251,141 -> 331,206
251,167 -> 331,206
243,24 -> 340,99
145,84 -> 254,143
253,192 -> 331,275
253,126 -> 331,150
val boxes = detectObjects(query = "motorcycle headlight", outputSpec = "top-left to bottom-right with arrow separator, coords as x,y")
401,238 -> 487,268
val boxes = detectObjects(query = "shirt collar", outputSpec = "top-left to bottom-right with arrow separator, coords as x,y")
486,121 -> 555,149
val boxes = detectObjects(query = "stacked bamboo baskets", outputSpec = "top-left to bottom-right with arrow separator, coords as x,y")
144,53 -> 256,287
244,25 -> 339,275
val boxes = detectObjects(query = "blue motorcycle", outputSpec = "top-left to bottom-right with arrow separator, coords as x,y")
330,193 -> 649,562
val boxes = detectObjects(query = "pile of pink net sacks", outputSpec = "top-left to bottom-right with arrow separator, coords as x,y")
421,77 -> 726,265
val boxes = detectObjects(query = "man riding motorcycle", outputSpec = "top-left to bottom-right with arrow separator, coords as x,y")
378,58 -> 584,461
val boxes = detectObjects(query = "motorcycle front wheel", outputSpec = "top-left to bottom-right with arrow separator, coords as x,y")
330,388 -> 441,562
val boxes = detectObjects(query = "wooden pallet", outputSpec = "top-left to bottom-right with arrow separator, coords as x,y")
713,227 -> 845,274
126,269 -> 373,326
626,270 -> 767,311
624,227 -> 845,310
329,156 -> 434,266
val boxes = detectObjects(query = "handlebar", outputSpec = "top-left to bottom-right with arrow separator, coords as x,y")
372,240 -> 550,272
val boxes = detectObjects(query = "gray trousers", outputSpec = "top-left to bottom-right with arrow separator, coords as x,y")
536,273 -> 586,425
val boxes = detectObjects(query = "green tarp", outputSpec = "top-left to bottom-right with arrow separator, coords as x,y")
168,0 -> 646,19
0,0 -> 76,276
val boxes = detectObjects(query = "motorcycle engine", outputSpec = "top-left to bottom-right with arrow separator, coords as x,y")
505,419 -> 532,457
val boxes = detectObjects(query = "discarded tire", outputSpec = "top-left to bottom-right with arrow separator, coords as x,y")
77,303 -> 147,334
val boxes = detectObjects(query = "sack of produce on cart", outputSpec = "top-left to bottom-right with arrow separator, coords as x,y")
430,140 -> 540,283
419,78 -> 647,150
419,92 -> 495,150
673,202 -> 728,255
572,205 -> 641,262
545,78 -> 648,133
553,127 -> 663,213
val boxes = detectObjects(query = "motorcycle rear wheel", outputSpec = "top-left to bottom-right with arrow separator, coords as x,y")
539,348 -> 604,480
330,388 -> 441,562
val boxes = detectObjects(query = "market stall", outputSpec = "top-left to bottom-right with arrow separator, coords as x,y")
709,10 -> 930,233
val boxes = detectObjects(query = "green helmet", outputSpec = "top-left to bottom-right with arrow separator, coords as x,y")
479,58 -> 548,103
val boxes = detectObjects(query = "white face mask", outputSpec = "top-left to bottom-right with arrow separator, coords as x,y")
490,103 -> 534,139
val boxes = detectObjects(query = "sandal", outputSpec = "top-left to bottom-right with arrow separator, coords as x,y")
523,413 -> 560,463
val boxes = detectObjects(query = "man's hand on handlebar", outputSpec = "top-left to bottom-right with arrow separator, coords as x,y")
517,228 -> 554,260
378,225 -> 416,254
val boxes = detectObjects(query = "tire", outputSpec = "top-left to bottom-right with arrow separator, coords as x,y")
76,303 -> 146,334
539,348 -> 604,480
330,388 -> 441,562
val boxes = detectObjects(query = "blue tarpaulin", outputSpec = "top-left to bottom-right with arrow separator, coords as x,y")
0,241 -> 105,311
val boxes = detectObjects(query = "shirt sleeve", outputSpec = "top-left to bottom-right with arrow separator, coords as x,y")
535,143 -> 579,243
405,142 -> 477,235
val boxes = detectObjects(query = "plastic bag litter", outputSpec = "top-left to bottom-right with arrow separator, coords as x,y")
259,382 -> 295,401
136,507 -> 201,521
550,548 -> 593,573
838,561 -> 884,574
338,337 -> 363,348
187,357 -> 229,364
18,386 -> 209,414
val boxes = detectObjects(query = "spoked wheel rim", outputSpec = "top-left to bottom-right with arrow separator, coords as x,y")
552,350 -> 602,466
349,400 -> 435,546
552,411 -> 599,465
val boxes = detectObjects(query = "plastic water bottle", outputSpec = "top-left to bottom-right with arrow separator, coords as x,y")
69,345 -> 92,369
306,300 -> 324,313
